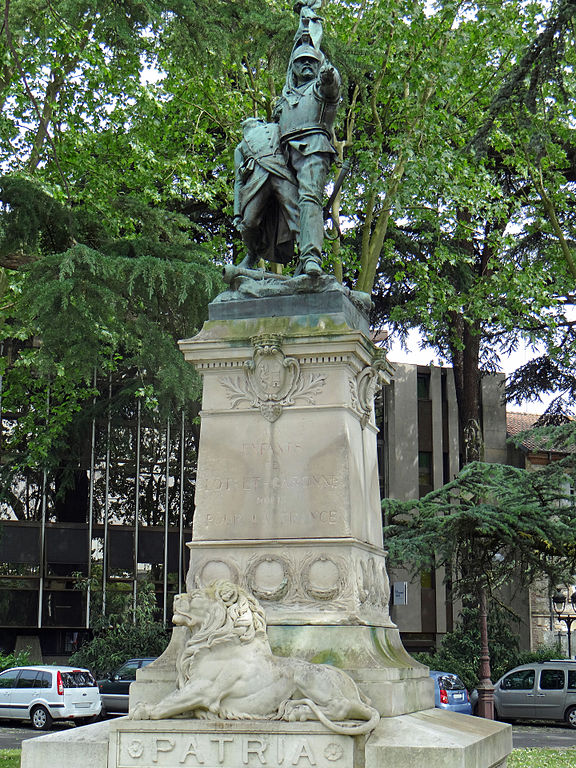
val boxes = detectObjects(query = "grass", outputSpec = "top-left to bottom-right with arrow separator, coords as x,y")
0,750 -> 20,768
507,749 -> 576,767
0,746 -> 575,768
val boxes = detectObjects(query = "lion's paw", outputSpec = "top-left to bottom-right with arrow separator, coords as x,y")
129,703 -> 151,720
285,703 -> 312,722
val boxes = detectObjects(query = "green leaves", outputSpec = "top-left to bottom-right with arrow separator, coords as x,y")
383,458 -> 576,599
68,577 -> 170,676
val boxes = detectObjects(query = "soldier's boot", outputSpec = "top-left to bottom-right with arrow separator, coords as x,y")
299,256 -> 322,277
237,250 -> 263,270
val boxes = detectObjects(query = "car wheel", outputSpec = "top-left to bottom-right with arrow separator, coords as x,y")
566,706 -> 576,729
31,705 -> 53,731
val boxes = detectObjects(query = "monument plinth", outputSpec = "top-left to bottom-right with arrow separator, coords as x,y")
173,289 -> 434,718
180,292 -> 392,606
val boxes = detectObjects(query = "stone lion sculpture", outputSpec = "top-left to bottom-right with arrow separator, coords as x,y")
130,580 -> 380,735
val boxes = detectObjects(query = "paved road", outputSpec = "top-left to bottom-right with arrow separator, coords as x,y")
0,722 -> 76,750
512,722 -> 576,749
0,719 -> 575,751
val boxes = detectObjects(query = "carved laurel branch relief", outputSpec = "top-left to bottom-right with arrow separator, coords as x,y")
357,556 -> 391,613
219,334 -> 326,422
349,350 -> 391,428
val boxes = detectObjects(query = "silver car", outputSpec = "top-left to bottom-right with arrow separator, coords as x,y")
493,661 -> 576,728
0,665 -> 101,730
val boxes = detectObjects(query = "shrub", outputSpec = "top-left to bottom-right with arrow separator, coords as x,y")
68,579 -> 170,677
0,651 -> 30,672
412,606 -> 561,691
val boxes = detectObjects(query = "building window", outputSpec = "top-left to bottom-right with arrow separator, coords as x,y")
418,451 -> 433,496
417,374 -> 430,400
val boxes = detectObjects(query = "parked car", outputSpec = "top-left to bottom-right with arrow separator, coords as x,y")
97,657 -> 157,716
476,660 -> 576,728
0,665 -> 101,730
430,670 -> 473,714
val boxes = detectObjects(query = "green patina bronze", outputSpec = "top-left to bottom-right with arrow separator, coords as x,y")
233,0 -> 341,278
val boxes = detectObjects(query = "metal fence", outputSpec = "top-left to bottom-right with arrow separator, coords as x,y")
0,365 -> 198,642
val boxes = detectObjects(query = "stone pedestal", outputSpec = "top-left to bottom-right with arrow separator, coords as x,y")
21,707 -> 511,768
108,719 -> 364,768
173,294 -> 435,719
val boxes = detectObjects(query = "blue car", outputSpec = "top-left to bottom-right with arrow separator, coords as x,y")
430,670 -> 473,714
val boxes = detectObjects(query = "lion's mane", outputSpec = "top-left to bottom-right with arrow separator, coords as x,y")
176,581 -> 268,688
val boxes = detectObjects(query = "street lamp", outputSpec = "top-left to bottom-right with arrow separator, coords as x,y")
476,588 -> 494,719
552,589 -> 576,659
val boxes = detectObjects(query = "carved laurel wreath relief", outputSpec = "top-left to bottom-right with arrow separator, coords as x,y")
219,334 -> 327,422
191,552 -> 351,608
191,552 -> 391,616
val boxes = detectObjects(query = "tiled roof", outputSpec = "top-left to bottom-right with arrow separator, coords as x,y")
506,411 -> 573,453
507,412 -> 540,450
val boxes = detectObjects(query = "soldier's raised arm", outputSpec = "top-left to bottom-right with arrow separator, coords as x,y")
317,63 -> 341,101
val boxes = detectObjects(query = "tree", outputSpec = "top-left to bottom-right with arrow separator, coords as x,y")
356,0 -> 576,450
507,339 -> 576,417
346,6 -> 576,708
0,0 -> 231,524
383,455 -> 576,712
384,459 -> 576,597
69,576 -> 170,677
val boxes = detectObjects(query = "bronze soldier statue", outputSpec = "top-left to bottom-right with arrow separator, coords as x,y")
233,0 -> 340,277
273,14 -> 341,276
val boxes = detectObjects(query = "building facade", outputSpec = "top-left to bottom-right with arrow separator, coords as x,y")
0,399 -> 196,662
506,411 -> 575,657
377,362 -> 532,652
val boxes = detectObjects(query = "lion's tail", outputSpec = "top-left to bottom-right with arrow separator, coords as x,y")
300,699 -> 380,736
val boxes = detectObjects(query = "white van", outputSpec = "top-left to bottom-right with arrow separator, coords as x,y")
0,665 -> 101,729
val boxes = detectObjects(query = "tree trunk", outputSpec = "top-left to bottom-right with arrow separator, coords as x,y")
447,210 -> 493,717
449,315 -> 483,467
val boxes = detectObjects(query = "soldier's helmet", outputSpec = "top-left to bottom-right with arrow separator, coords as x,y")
292,44 -> 322,62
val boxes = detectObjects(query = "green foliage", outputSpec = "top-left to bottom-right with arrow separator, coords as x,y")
69,577 -> 169,678
0,650 -> 30,672
507,355 -> 576,416
0,175 -> 222,491
386,455 -> 575,690
383,460 -> 576,599
413,606 -> 561,691
68,618 -> 169,679
513,645 -> 567,669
